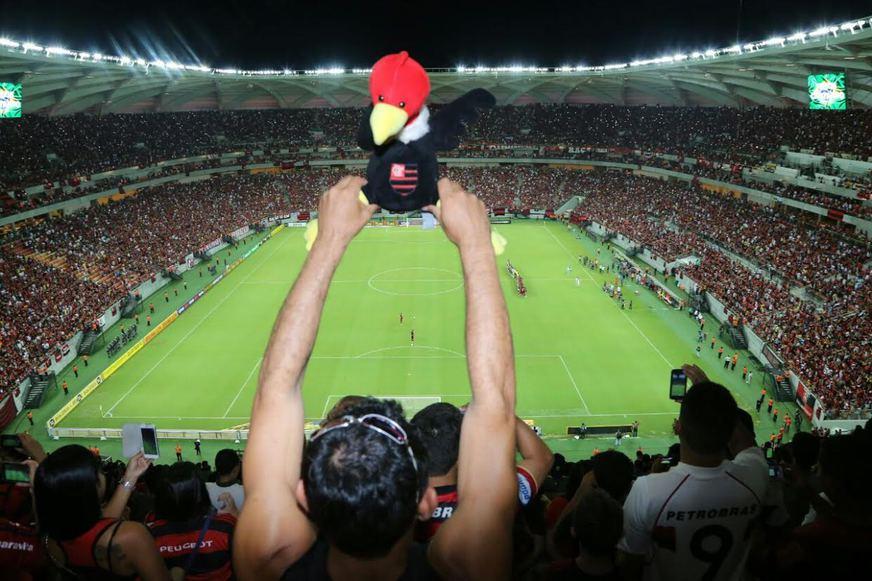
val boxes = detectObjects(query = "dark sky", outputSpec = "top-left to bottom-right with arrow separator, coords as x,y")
1,0 -> 870,70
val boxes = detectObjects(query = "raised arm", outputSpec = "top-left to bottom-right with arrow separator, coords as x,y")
516,416 -> 554,500
234,176 -> 377,579
425,179 -> 517,580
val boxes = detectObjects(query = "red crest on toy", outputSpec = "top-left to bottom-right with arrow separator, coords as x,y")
369,51 -> 430,121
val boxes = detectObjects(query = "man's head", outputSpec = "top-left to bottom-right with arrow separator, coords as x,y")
411,402 -> 463,478
214,449 -> 241,481
590,450 -> 635,503
572,488 -> 623,557
301,397 -> 432,558
677,381 -> 738,457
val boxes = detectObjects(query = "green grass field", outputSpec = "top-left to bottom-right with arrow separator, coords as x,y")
14,221 -> 789,461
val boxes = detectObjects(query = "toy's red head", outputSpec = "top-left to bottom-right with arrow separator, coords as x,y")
368,51 -> 431,145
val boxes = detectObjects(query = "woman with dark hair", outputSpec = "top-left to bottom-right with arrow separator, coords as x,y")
33,445 -> 169,580
149,462 -> 237,580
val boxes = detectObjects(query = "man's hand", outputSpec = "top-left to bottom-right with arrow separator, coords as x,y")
17,433 -> 47,462
682,363 -> 709,386
218,492 -> 240,518
315,176 -> 377,248
424,179 -> 491,251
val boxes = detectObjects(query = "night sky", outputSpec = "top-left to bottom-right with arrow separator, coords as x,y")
1,0 -> 870,70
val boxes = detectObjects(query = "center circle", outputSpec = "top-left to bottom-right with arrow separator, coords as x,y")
367,267 -> 463,296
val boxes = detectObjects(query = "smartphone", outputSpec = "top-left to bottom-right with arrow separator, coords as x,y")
767,460 -> 783,480
141,425 -> 160,459
0,434 -> 22,449
669,369 -> 688,401
1,462 -> 30,484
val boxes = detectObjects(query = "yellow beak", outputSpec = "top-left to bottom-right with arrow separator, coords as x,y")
370,103 -> 409,146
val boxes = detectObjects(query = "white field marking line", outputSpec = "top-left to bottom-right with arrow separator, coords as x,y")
245,277 -> 573,286
103,233 -> 292,416
100,415 -> 253,420
321,394 -> 443,419
558,355 -> 591,414
354,345 -> 466,358
223,358 -> 262,417
525,412 -> 677,418
541,223 -> 674,368
99,415 -> 323,422
367,267 -> 463,297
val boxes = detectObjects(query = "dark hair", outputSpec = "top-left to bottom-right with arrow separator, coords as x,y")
736,408 -> 755,439
34,445 -> 103,540
572,488 -> 623,556
791,432 -> 820,472
411,402 -> 462,477
592,450 -> 634,502
154,462 -> 211,522
679,381 -> 738,455
818,431 -> 872,511
303,397 -> 428,558
214,449 -> 240,477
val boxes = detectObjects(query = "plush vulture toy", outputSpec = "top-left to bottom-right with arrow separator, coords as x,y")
305,51 -> 506,254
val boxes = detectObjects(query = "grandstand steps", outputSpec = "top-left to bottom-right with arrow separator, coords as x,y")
78,330 -> 100,356
723,325 -> 748,350
773,375 -> 794,403
23,374 -> 53,409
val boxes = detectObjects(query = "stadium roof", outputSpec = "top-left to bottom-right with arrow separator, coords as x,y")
2,17 -> 871,114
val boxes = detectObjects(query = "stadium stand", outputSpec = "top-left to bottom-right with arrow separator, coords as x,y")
2,13 -> 872,580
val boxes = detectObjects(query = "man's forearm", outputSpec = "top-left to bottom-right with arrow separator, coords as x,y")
461,242 -> 515,408
259,239 -> 346,393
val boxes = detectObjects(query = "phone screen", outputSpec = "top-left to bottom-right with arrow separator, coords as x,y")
141,426 -> 159,459
670,369 -> 688,400
2,463 -> 30,484
0,434 -> 22,449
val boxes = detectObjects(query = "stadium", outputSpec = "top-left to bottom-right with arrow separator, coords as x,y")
0,2 -> 870,579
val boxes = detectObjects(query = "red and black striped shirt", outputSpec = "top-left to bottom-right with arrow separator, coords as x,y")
149,513 -> 236,580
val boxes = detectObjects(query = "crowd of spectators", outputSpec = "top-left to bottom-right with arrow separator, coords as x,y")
4,105 -> 871,202
3,338 -> 869,578
573,170 -> 869,417
2,164 -> 869,415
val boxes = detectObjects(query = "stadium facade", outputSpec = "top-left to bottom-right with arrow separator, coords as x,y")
0,17 -> 870,113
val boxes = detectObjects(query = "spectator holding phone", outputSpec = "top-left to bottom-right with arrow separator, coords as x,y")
33,445 -> 170,580
617,364 -> 767,580
235,177 -> 519,579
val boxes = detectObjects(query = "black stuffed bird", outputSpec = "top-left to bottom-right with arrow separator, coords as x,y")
305,51 -> 503,252
356,52 -> 495,212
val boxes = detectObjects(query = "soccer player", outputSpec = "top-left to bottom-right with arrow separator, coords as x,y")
731,353 -> 738,370
695,344 -> 701,358
618,366 -> 766,581
767,398 -> 774,414
614,430 -> 623,447
62,380 -> 68,396
742,366 -> 748,381
83,354 -> 89,367
756,397 -> 763,412
747,370 -> 753,385
410,329 -> 415,346
72,364 -> 79,378
26,411 -> 33,425
773,407 -> 779,423
710,337 -> 716,350
164,291 -> 169,303
194,439 -> 201,457
399,312 -> 404,325
575,277 -> 580,287
175,443 -> 182,462
717,346 -> 724,359
566,264 -> 572,275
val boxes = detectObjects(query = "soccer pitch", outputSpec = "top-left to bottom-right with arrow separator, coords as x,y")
57,221 -> 768,443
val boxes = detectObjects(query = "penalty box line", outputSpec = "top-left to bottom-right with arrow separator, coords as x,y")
313,353 -> 590,416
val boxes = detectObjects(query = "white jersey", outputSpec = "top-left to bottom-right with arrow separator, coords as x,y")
618,448 -> 767,581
